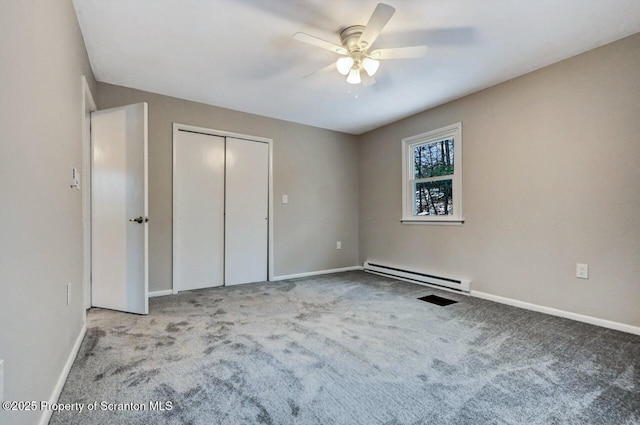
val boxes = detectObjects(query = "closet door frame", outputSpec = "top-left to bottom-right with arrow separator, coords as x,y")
171,123 -> 274,294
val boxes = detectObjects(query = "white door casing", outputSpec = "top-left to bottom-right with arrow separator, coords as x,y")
81,76 -> 96,310
173,131 -> 225,291
91,103 -> 149,314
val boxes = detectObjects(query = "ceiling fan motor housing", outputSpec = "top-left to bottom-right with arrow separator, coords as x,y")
340,25 -> 367,52
340,25 -> 369,71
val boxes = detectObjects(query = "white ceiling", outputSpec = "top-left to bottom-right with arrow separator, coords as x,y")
73,0 -> 640,135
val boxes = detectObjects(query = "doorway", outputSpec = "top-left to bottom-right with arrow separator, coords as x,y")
81,76 -> 96,311
83,78 -> 149,315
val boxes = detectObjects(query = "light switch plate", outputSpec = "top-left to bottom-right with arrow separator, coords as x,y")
282,195 -> 288,204
576,263 -> 589,279
336,241 -> 342,250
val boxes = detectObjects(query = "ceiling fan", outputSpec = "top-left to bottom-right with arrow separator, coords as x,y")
293,3 -> 428,85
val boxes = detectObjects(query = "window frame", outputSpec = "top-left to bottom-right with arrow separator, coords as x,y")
401,122 -> 463,224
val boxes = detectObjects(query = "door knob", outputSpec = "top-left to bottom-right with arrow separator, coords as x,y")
129,216 -> 148,223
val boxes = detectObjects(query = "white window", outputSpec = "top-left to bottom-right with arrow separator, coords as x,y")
402,123 -> 463,224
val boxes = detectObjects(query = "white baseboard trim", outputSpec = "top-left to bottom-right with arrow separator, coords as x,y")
149,290 -> 173,298
39,325 -> 87,425
271,266 -> 363,281
471,290 -> 640,336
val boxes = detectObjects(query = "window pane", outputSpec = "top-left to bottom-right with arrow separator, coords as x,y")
413,139 -> 454,179
414,180 -> 453,216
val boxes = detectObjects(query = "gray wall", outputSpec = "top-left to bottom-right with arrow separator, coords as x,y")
97,83 -> 360,292
0,1 -> 97,424
359,33 -> 640,327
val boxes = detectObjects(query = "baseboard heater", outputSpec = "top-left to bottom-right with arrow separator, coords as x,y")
364,261 -> 471,293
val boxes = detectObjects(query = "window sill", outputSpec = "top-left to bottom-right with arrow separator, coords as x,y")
401,219 -> 464,225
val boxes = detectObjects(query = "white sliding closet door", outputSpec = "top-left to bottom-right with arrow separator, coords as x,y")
225,137 -> 269,285
174,131 -> 225,291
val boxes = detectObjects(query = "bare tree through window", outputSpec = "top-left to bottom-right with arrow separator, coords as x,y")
413,139 -> 454,215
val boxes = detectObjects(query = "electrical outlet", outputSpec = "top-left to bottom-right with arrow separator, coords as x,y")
576,263 -> 589,279
67,283 -> 71,306
0,359 -> 4,401
336,241 -> 342,250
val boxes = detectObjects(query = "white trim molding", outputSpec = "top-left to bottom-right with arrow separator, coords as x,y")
81,76 -> 97,310
272,266 -> 363,281
38,326 -> 87,425
471,290 -> 640,336
402,122 -> 463,223
149,290 -> 173,298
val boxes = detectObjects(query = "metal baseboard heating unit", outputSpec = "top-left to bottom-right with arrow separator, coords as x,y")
364,261 -> 471,293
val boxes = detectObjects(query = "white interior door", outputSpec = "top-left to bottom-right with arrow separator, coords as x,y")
225,137 -> 269,285
91,103 -> 148,314
173,131 -> 225,291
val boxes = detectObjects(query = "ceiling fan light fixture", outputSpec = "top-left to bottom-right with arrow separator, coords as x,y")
347,68 -> 362,85
362,57 -> 380,76
294,3 -> 426,88
336,56 -> 355,75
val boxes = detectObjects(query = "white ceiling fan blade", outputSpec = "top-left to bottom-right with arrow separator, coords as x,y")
294,32 -> 347,55
358,3 -> 396,50
370,45 -> 429,60
303,63 -> 336,79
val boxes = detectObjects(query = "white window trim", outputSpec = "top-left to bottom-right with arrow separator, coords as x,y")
401,122 -> 463,224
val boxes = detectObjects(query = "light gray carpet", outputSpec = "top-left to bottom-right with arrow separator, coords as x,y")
51,271 -> 640,424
